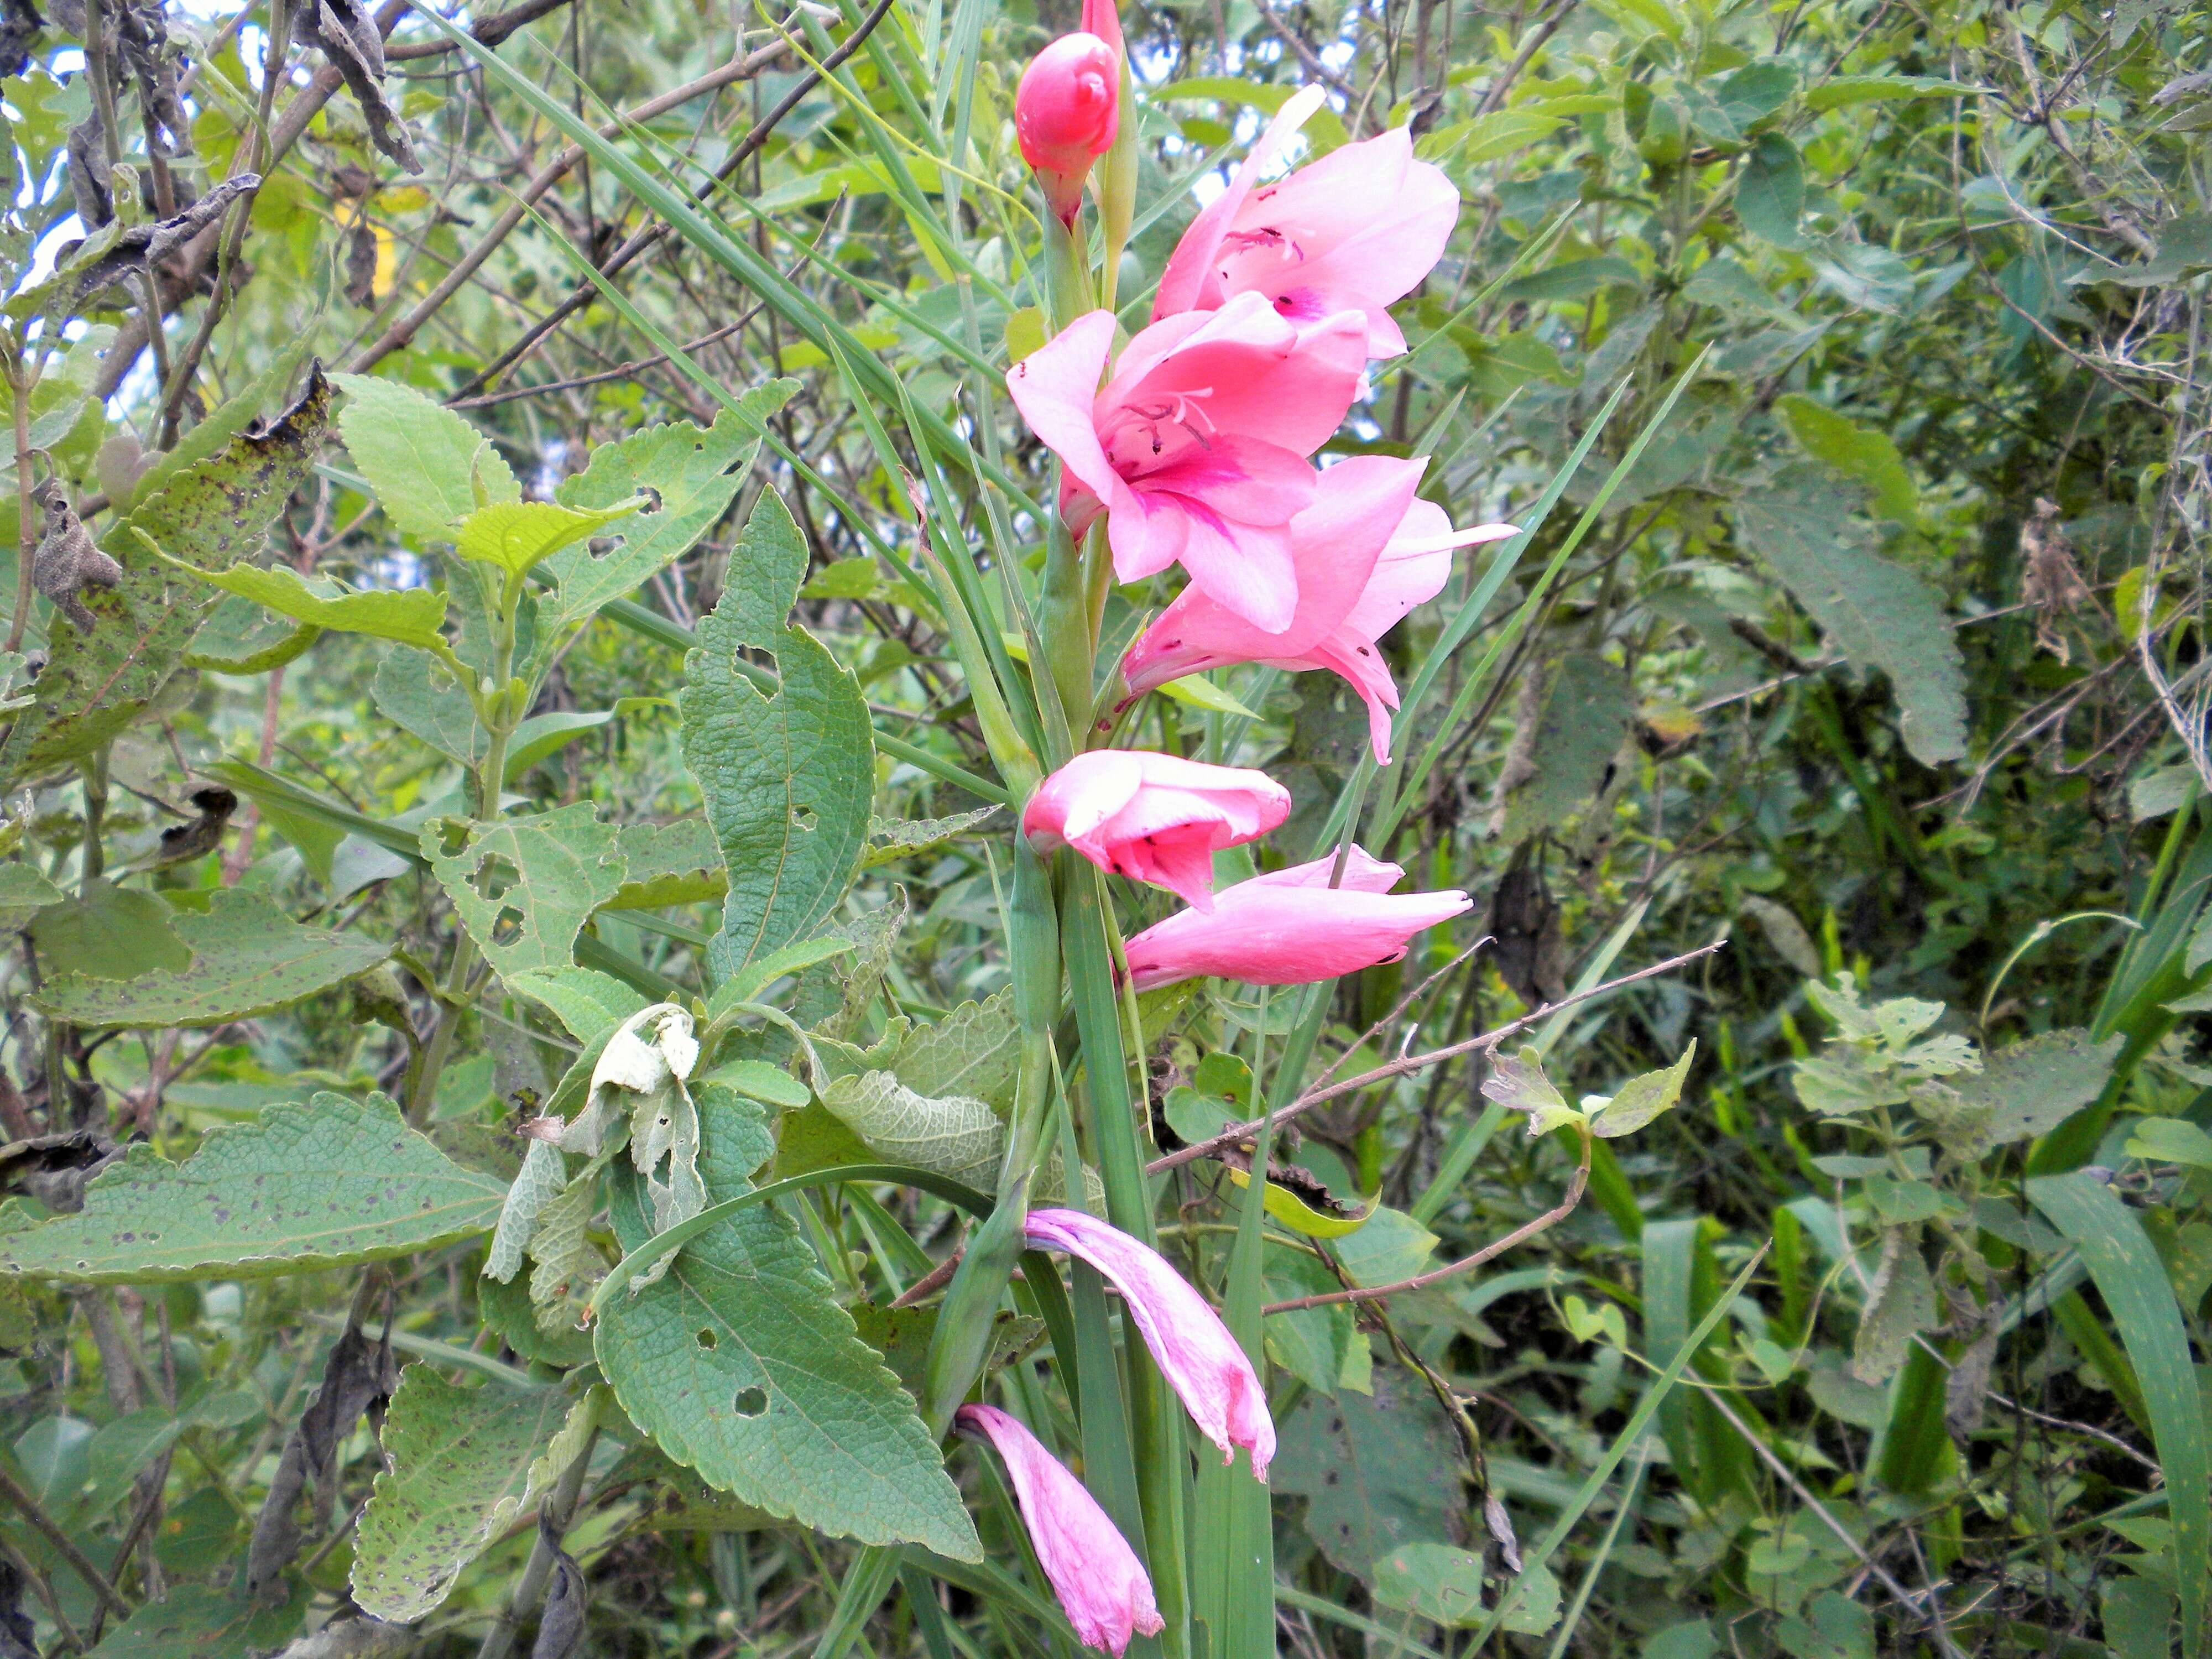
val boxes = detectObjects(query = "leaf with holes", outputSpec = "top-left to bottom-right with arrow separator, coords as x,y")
333,372 -> 519,540
1941,1027 -> 2120,1154
1850,1227 -> 1937,1384
605,819 -> 727,910
593,1083 -> 978,1559
860,806 -> 1001,869
680,489 -> 874,977
1,368 -> 330,784
454,498 -> 644,580
543,388 -> 792,638
0,1092 -> 507,1282
1735,469 -> 1966,766
424,804 -> 627,985
30,888 -> 390,1027
352,1369 -> 585,1620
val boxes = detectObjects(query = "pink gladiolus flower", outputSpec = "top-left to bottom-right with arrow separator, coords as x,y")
1121,847 -> 1472,992
1023,750 -> 1291,910
1005,294 -> 1367,633
956,1405 -> 1164,1656
1022,1208 -> 1275,1478
1154,87 -> 1460,358
1016,33 -> 1120,225
1079,0 -> 1124,59
1120,457 -> 1517,762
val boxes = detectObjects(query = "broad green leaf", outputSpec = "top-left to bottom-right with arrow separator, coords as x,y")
703,1058 -> 810,1109
1420,110 -> 1564,164
1943,1027 -> 2120,1151
2127,1117 -> 2212,1170
0,1092 -> 506,1282
1274,1368 -> 1465,1579
1804,74 -> 1978,110
1373,1541 -> 1490,1627
680,489 -> 874,977
0,862 -> 61,932
452,497 -> 643,579
893,990 -> 1019,1114
424,804 -> 627,985
511,966 -> 650,1041
818,1071 -> 1003,1190
32,888 -> 390,1027
1,369 -> 331,783
1735,471 -> 1967,766
1481,1046 -> 1580,1135
1499,653 -> 1631,841
504,708 -> 616,779
352,1368 -> 585,1620
184,592 -> 321,674
25,877 -> 189,976
374,650 -> 484,762
1776,1591 -> 1875,1659
543,393 -> 791,635
164,559 -> 448,649
1737,133 -> 1806,247
1333,1206 -> 1438,1287
487,1140 -> 569,1284
594,1086 -> 979,1559
709,935 -> 857,1012
1849,1227 -> 1937,1384
606,818 -> 728,910
1262,1250 -> 1363,1395
1594,1042 -> 1697,1138
1777,396 -> 1918,523
70,1581 -> 304,1656
333,372 -> 519,539
2030,1173 -> 2210,1659
860,806 -> 1000,869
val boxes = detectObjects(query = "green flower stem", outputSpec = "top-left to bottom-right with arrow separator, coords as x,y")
1041,208 -> 1097,336
1061,864 -> 1191,1655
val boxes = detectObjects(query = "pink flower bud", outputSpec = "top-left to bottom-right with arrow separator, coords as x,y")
1022,1208 -> 1275,1479
1120,847 -> 1472,993
955,1404 -> 1164,1656
1080,0 -> 1124,58
1023,750 -> 1291,911
1016,33 -> 1119,225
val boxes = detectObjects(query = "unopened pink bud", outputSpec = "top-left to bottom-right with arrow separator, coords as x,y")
1016,33 -> 1119,223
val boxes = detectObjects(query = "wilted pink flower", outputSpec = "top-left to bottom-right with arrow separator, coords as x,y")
1155,87 -> 1460,358
1022,1207 -> 1275,1478
1120,457 -> 1517,762
1016,33 -> 1120,225
1005,294 -> 1366,632
1121,847 -> 1470,992
1023,750 -> 1291,910
956,1404 -> 1164,1656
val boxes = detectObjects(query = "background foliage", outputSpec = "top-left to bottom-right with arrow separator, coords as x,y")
1,0 -> 2209,1649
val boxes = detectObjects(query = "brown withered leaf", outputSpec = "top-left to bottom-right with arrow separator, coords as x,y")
246,1316 -> 398,1601
2019,498 -> 2095,665
299,0 -> 421,173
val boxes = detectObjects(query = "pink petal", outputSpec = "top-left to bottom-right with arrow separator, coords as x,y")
957,1405 -> 1164,1656
1243,844 -> 1405,894
1307,633 -> 1404,763
1122,882 -> 1472,990
1172,505 -> 1301,633
1153,85 -> 1328,321
1006,311 -> 1124,514
1022,1209 -> 1275,1478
